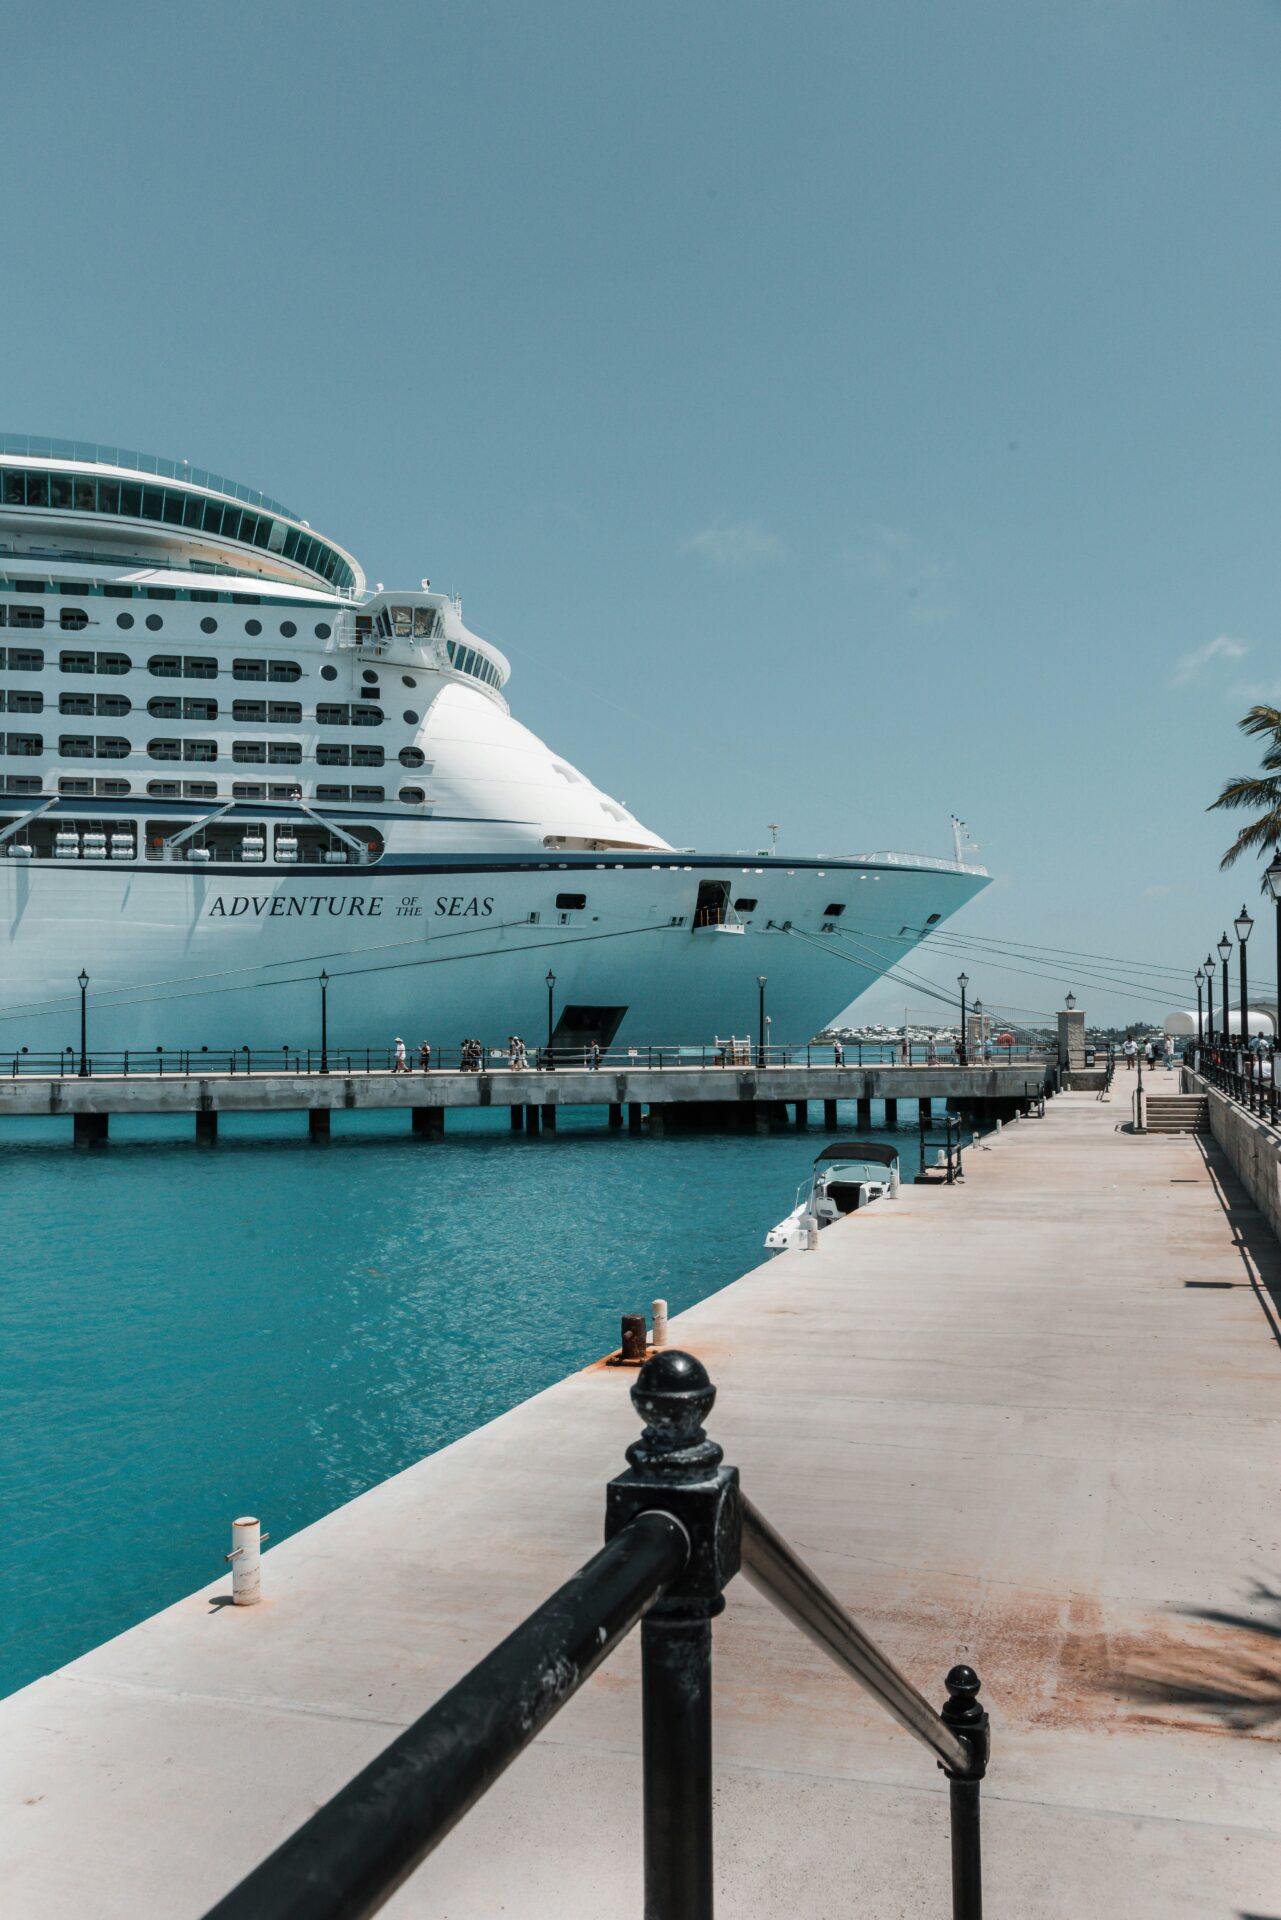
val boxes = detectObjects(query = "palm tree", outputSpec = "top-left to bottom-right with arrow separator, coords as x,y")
1209,705 -> 1281,871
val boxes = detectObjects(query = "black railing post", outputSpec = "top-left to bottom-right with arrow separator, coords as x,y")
940,1665 -> 988,1920
606,1351 -> 742,1920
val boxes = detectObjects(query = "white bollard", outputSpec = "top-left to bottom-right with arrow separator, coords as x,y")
651,1299 -> 668,1347
226,1515 -> 267,1606
799,1212 -> 819,1250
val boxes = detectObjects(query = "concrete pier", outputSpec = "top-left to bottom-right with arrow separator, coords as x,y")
7,1087 -> 1276,1915
0,1061 -> 1047,1145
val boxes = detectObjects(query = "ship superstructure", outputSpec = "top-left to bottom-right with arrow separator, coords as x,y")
0,436 -> 989,1053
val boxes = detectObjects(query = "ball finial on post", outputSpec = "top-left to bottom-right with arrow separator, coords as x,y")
626,1350 -> 722,1478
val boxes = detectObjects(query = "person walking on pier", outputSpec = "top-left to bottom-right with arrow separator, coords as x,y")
832,1037 -> 844,1067
1123,1038 -> 1137,1069
926,1035 -> 938,1066
589,1041 -> 602,1069
393,1036 -> 409,1074
419,1040 -> 431,1072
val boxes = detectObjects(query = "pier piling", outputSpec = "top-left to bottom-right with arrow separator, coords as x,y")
856,1096 -> 872,1128
510,1105 -> 523,1132
609,1102 -> 623,1129
72,1112 -> 108,1146
793,1101 -> 808,1127
884,1098 -> 898,1128
411,1107 -> 444,1139
627,1103 -> 643,1134
308,1109 -> 330,1141
542,1104 -> 557,1132
823,1099 -> 838,1128
195,1110 -> 218,1145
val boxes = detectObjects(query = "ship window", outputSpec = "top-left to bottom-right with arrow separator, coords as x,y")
351,785 -> 384,802
5,731 -> 43,755
183,740 -> 217,762
398,786 -> 425,804
318,744 -> 349,766
2,473 -> 24,505
403,709 -> 418,725
146,586 -> 177,600
316,784 -> 349,800
149,655 -> 181,677
186,656 -> 216,679
57,695 -> 94,717
59,608 -> 89,631
321,664 -> 337,681
10,607 -> 44,629
148,739 -> 181,761
99,652 -> 130,675
925,912 -> 941,925
2,647 -> 43,671
317,704 -> 349,725
191,590 -> 217,603
315,622 -> 332,639
199,617 -> 218,634
147,696 -> 181,720
60,734 -> 94,758
823,902 -> 846,917
734,897 -> 758,912
267,741 -> 301,764
26,474 -> 49,507
116,613 -> 134,629
413,610 -> 434,638
59,777 -> 93,795
362,669 -> 378,684
233,741 -> 265,763
184,698 -> 218,721
96,737 -> 130,760
4,689 -> 43,713
244,618 -> 262,636
352,705 -> 382,726
60,651 -> 94,674
233,658 -> 266,680
398,747 -> 425,768
96,694 -> 130,717
232,782 -> 266,799
269,660 -> 301,681
96,779 -> 131,797
556,893 -> 587,911
74,480 -> 95,511
50,475 -> 73,509
147,781 -> 181,798
5,774 -> 42,792
183,781 -> 217,799
280,621 -> 297,638
102,586 -> 131,599
145,614 -> 164,631
183,496 -> 205,530
232,700 -> 266,722
351,745 -> 384,767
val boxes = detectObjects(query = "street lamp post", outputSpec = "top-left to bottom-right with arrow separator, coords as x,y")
545,969 -> 556,1069
974,999 -> 984,1062
77,969 -> 89,1078
1218,931 -> 1232,1047
319,969 -> 329,1074
1236,904 -> 1253,1088
1205,954 -> 1215,1053
1267,850 -> 1281,1051
756,975 -> 768,1068
1194,968 -> 1204,1049
957,973 -> 969,1065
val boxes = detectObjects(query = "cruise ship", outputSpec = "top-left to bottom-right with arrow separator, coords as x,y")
0,437 -> 989,1056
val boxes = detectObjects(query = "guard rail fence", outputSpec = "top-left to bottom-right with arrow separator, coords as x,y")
203,1351 -> 990,1920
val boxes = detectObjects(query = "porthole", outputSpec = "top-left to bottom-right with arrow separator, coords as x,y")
321,664 -> 337,681
280,620 -> 297,638
399,786 -> 426,804
398,747 -> 425,768
402,675 -> 416,688
315,622 -> 332,639
116,613 -> 134,630
245,618 -> 262,636
403,710 -> 418,725
145,614 -> 164,631
362,669 -> 378,684
200,617 -> 218,634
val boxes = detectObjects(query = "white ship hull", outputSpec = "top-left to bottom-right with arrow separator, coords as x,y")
0,854 -> 986,1056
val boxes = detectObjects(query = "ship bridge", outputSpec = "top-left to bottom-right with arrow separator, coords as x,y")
0,435 -> 363,599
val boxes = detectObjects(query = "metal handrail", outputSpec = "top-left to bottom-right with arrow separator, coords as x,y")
203,1352 -> 989,1920
740,1497 -> 972,1774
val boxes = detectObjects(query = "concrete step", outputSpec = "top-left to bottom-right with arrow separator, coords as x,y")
1143,1095 -> 1209,1132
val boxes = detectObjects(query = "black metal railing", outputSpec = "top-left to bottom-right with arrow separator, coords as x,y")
1192,1047 -> 1279,1126
203,1352 -> 990,1920
9,1039 -> 1056,1080
918,1108 -> 965,1183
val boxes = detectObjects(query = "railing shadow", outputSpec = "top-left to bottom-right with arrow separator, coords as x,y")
1194,1138 -> 1281,1353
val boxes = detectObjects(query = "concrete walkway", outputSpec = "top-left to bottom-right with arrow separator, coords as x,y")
3,1085 -> 1280,1916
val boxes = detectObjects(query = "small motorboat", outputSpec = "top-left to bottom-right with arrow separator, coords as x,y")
765,1141 -> 901,1252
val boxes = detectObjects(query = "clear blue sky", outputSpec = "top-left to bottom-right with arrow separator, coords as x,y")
8,0 -> 1281,1026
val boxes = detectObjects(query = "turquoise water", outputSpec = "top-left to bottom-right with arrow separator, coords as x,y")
0,1103 -> 932,1698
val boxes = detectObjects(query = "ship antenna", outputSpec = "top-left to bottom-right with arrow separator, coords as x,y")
768,822 -> 780,855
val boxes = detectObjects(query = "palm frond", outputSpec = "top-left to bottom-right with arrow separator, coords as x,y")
1207,776 -> 1281,814
1219,810 -> 1281,870
1238,706 -> 1281,741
